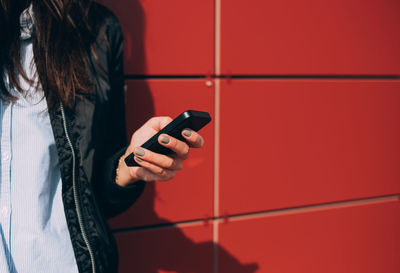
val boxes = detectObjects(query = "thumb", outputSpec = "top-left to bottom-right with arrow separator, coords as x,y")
147,116 -> 173,131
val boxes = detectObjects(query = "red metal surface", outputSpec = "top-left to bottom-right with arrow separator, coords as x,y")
218,198 -> 400,273
115,224 -> 213,273
108,80 -> 215,229
99,0 -> 214,75
219,80 -> 400,216
221,0 -> 400,75
93,2 -> 400,272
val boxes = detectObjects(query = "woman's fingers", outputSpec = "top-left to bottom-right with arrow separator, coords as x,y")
133,147 -> 183,170
181,129 -> 204,148
126,128 -> 205,183
153,129 -> 204,159
146,116 -> 173,131
157,134 -> 190,159
128,165 -> 176,182
123,117 -> 207,185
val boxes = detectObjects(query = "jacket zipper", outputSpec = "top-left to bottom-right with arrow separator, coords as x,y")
60,104 -> 96,273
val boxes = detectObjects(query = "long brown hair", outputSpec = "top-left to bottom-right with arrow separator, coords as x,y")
0,0 -> 96,109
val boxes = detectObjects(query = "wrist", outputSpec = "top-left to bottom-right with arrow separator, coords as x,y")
115,154 -> 141,187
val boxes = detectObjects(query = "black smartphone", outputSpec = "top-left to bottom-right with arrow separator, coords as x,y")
124,110 -> 212,167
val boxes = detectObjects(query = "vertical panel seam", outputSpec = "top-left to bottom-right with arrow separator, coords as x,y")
213,0 -> 221,273
215,0 -> 221,75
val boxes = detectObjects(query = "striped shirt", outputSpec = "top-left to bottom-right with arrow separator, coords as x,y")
0,5 -> 79,273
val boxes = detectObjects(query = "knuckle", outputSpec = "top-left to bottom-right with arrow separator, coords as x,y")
194,136 -> 203,147
193,134 -> 204,147
157,168 -> 171,180
170,137 -> 178,148
144,151 -> 152,161
166,159 -> 175,169
160,170 -> 170,180
183,146 -> 190,158
157,168 -> 165,176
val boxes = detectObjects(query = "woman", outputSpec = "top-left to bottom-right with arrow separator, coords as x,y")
0,0 -> 204,272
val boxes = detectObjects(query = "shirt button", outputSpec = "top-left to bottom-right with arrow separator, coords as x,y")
0,207 -> 9,218
2,153 -> 10,161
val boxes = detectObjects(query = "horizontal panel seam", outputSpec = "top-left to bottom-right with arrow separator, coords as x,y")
123,75 -> 400,80
112,193 -> 399,233
224,194 -> 400,222
124,74 -> 400,80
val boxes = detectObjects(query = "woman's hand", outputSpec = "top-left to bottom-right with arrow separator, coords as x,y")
115,116 -> 205,187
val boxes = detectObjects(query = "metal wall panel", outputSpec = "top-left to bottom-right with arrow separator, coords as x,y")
220,80 -> 400,216
99,0 -> 214,75
109,80 -> 215,229
221,0 -> 400,75
218,198 -> 400,273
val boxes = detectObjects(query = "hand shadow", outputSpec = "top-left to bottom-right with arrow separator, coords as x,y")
111,184 -> 259,273
101,0 -> 259,272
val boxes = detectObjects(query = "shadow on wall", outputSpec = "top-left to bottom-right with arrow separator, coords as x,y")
114,185 -> 259,273
101,0 -> 259,272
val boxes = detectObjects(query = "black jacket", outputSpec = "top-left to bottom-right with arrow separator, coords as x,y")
47,4 -> 145,273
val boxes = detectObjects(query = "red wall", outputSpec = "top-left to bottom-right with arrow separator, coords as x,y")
99,0 -> 400,272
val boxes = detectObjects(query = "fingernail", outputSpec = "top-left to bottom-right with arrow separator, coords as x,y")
135,156 -> 143,162
135,148 -> 145,157
161,135 -> 170,144
183,129 -> 192,137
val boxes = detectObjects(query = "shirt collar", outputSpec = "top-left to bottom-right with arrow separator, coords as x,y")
20,4 -> 34,40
